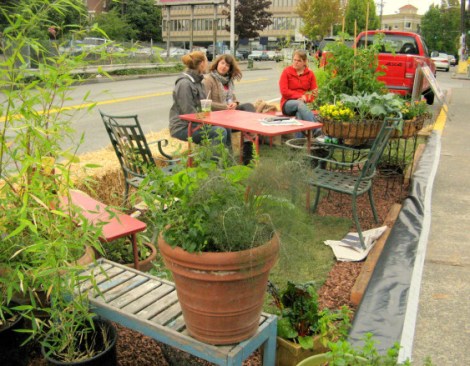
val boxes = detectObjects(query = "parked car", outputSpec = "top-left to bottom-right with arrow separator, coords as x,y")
265,50 -> 283,62
248,50 -> 269,61
448,54 -> 457,66
223,49 -> 244,60
160,47 -> 189,58
431,52 -> 450,72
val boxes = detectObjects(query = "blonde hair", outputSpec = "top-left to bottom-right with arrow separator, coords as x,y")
181,51 -> 207,71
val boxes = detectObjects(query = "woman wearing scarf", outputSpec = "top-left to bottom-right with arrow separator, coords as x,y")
203,54 -> 256,164
169,51 -> 230,148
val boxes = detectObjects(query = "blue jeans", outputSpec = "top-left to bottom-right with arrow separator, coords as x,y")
283,100 -> 320,138
172,124 -> 231,149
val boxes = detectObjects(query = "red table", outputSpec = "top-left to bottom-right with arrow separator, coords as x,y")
63,190 -> 147,270
179,110 -> 322,161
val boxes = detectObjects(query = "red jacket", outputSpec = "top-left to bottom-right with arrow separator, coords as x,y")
279,65 -> 317,113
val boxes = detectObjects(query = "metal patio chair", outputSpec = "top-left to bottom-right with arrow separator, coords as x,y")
307,114 -> 402,249
100,110 -> 180,205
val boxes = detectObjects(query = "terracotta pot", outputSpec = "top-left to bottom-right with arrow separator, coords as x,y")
94,242 -> 157,272
158,233 -> 280,345
276,336 -> 328,366
125,242 -> 157,272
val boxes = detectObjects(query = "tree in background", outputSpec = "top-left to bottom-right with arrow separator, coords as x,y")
344,0 -> 379,36
420,2 -> 460,56
296,0 -> 341,41
0,0 -> 87,40
92,8 -> 137,41
106,0 -> 162,42
222,0 -> 272,47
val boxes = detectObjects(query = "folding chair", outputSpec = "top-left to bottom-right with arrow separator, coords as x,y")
100,111 -> 179,205
307,115 -> 402,249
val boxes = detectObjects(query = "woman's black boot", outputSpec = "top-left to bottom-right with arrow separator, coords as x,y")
243,141 -> 253,165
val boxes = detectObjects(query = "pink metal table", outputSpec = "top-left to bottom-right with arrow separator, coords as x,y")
179,110 -> 322,161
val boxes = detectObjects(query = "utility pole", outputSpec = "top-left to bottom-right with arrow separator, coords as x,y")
376,0 -> 384,29
461,0 -> 467,60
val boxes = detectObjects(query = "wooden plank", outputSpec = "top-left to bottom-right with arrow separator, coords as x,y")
350,203 -> 402,306
404,143 -> 425,186
79,265 -> 124,292
151,302 -> 182,325
121,284 -> 175,314
107,279 -> 164,309
165,314 -> 186,332
91,272 -> 145,300
135,290 -> 179,321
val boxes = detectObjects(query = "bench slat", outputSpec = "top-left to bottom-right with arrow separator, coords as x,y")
108,279 -> 163,309
121,284 -> 175,314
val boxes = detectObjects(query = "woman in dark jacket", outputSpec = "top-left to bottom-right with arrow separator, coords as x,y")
169,51 -> 230,148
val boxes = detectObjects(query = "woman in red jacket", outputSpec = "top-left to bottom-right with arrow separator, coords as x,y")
279,50 -> 320,136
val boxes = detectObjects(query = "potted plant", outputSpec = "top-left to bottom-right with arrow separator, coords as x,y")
0,1 -> 117,363
268,281 -> 352,366
397,100 -> 433,138
138,141 -> 296,345
99,236 -> 157,272
318,93 -> 405,145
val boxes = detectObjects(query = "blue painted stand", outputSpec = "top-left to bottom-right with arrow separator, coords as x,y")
80,259 -> 277,366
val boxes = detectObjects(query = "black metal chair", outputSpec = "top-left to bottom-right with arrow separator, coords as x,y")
306,115 -> 402,249
100,111 -> 179,205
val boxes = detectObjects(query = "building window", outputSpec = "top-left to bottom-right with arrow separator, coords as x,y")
405,22 -> 411,29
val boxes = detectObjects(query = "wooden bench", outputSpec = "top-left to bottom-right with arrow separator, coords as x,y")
80,259 -> 277,366
64,190 -> 147,270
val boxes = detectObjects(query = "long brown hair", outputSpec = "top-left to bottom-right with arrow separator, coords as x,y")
181,51 -> 207,71
210,54 -> 242,81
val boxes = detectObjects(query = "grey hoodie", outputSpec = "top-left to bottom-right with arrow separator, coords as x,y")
169,69 -> 207,137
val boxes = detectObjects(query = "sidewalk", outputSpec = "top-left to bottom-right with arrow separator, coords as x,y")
411,78 -> 470,363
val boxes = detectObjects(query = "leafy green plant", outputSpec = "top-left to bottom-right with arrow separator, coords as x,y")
323,333 -> 434,365
313,36 -> 387,108
0,0 -> 112,362
138,135 -> 297,253
339,93 -> 404,120
101,237 -> 151,264
400,100 -> 431,120
268,281 -> 352,350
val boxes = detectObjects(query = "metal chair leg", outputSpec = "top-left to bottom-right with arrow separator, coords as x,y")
368,188 -> 379,223
352,195 -> 366,250
311,186 -> 321,212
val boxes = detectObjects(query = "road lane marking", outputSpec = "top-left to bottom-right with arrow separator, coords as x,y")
1,78 -> 269,122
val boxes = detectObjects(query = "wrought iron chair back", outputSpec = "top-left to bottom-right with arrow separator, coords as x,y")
308,114 -> 402,249
100,111 -> 178,205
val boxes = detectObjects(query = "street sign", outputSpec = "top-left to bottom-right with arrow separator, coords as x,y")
421,64 -> 445,103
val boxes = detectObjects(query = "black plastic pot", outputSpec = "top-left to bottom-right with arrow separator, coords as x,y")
0,307 -> 24,350
41,317 -> 117,366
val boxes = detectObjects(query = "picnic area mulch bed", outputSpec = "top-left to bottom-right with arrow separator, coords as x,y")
16,174 -> 406,366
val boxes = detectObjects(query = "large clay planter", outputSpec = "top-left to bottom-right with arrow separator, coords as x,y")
276,336 -> 328,366
158,233 -> 280,345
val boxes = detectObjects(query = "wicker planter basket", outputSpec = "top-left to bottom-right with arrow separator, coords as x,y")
321,114 -> 429,144
320,118 -> 382,146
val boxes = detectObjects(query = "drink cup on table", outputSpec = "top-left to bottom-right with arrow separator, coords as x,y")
200,99 -> 212,117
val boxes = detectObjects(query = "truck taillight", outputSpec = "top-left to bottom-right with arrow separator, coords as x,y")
405,59 -> 415,79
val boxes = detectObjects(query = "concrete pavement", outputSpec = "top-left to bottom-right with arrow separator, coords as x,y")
410,67 -> 470,364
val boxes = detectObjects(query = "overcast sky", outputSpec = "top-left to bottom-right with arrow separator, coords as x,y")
381,0 -> 440,16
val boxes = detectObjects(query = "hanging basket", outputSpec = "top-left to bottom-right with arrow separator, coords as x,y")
391,114 -> 429,139
320,118 -> 382,146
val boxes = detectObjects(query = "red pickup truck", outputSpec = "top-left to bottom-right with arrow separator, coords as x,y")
354,30 -> 436,105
